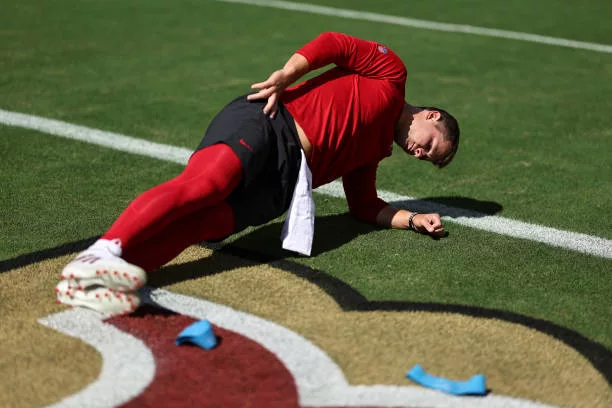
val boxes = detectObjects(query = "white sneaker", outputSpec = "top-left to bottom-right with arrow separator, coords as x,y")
55,280 -> 141,315
60,238 -> 147,292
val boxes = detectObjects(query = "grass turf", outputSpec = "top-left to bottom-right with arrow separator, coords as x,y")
1,0 -> 611,367
2,0 -> 610,236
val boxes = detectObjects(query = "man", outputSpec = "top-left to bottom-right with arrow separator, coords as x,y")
55,32 -> 460,315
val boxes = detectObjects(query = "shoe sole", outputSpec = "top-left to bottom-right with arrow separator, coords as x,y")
55,280 -> 141,315
61,261 -> 146,292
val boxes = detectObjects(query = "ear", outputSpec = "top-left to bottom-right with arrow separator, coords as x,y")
426,110 -> 441,121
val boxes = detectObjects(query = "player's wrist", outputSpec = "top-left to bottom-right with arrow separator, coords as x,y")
408,212 -> 419,231
282,53 -> 310,83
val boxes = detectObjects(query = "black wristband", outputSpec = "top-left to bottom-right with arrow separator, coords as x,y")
408,212 -> 418,231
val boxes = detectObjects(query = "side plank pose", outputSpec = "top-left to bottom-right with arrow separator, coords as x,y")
56,32 -> 460,314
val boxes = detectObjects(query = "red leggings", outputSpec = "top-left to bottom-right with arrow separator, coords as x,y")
102,144 -> 242,272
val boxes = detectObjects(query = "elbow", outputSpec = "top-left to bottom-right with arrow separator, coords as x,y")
318,31 -> 337,38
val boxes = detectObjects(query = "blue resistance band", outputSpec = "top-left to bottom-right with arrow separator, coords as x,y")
175,320 -> 218,350
406,364 -> 487,396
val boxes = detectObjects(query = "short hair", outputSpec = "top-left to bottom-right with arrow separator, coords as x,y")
420,106 -> 460,168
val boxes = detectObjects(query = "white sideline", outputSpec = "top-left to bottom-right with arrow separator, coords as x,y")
216,0 -> 612,54
1,107 -> 611,259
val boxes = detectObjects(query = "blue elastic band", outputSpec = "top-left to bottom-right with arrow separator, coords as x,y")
175,319 -> 218,350
406,364 -> 486,396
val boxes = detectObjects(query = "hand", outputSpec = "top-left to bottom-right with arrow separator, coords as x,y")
247,69 -> 291,118
412,213 -> 446,237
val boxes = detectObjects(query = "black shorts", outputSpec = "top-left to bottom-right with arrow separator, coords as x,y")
196,94 -> 302,232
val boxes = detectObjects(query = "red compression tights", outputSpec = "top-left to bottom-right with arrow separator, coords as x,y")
102,144 -> 243,272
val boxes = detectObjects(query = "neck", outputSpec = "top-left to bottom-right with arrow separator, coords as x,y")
394,103 -> 419,144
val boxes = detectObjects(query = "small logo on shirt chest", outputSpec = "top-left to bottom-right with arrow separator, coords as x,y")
377,45 -> 388,54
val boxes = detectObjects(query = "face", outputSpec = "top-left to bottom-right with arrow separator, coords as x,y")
398,110 -> 452,166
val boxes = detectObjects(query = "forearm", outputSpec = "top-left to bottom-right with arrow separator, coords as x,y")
375,206 -> 414,229
281,53 -> 310,86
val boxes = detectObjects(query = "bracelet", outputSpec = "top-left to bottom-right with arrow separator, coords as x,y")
408,212 -> 418,231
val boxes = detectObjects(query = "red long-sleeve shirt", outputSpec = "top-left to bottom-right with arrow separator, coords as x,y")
282,32 -> 407,223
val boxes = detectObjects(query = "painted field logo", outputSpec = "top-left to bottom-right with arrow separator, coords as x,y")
2,244 -> 610,407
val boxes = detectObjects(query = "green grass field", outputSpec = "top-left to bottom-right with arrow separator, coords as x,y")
1,0 -> 611,383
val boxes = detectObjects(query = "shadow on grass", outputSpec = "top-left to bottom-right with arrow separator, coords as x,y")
147,213 -> 375,294
205,195 -> 503,263
228,213 -> 378,259
390,196 -> 503,218
146,196 -> 506,316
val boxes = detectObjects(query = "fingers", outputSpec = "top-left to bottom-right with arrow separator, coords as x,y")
263,93 -> 278,118
429,214 -> 445,237
432,225 -> 446,237
247,70 -> 287,118
249,70 -> 283,94
250,80 -> 270,90
428,214 -> 443,229
245,86 -> 279,117
414,213 -> 445,237
246,87 -> 273,101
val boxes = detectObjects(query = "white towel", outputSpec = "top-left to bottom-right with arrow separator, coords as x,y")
281,149 -> 315,256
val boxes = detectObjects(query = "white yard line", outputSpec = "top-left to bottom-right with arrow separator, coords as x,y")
1,108 -> 611,259
216,0 -> 612,54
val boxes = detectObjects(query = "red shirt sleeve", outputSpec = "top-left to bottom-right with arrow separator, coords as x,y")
296,32 -> 406,84
342,164 -> 389,224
